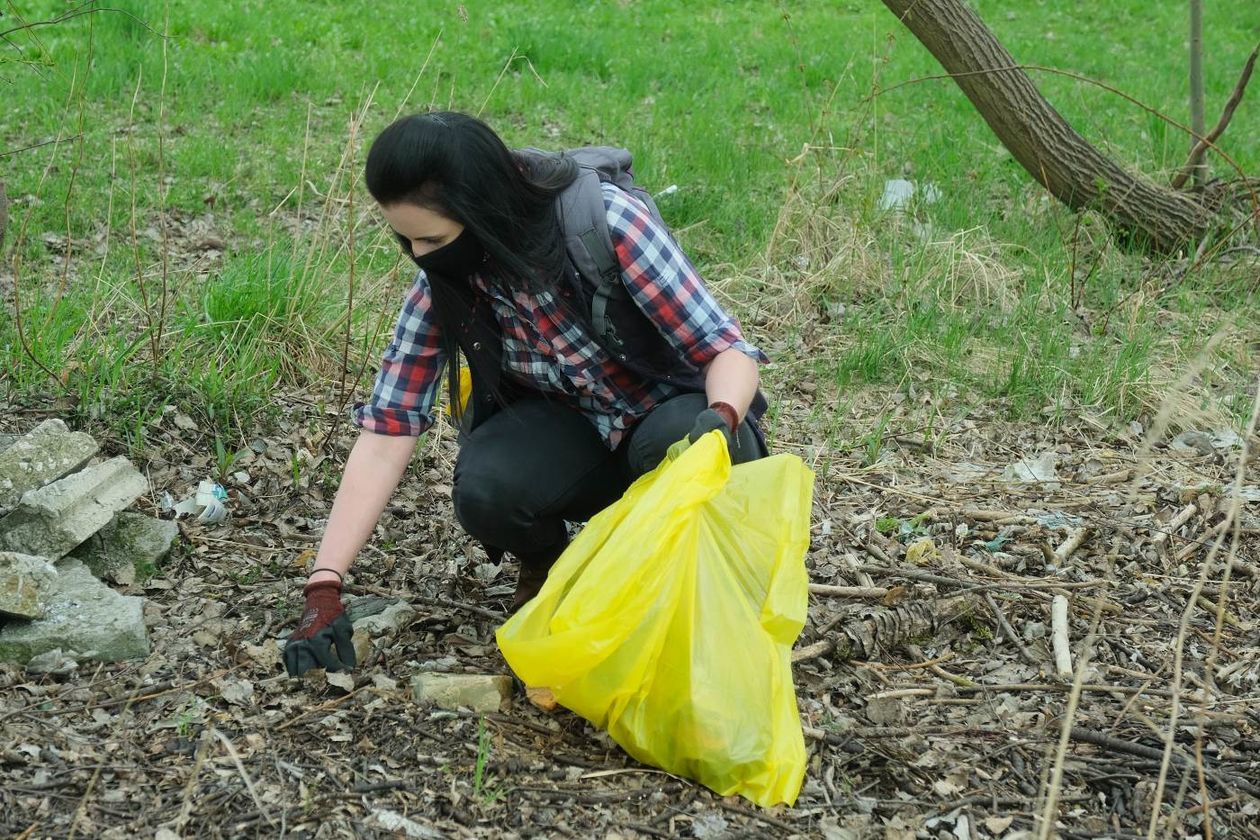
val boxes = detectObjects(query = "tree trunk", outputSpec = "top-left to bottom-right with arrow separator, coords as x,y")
882,0 -> 1214,254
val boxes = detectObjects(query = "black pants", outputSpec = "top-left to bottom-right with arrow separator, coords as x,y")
451,393 -> 764,562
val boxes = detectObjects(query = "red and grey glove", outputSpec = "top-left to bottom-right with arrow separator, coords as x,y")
283,580 -> 356,677
688,401 -> 740,453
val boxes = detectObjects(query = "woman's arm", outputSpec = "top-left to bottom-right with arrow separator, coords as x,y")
306,430 -> 419,584
704,347 -> 760,421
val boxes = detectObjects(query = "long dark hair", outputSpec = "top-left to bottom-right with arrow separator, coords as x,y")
364,111 -> 577,293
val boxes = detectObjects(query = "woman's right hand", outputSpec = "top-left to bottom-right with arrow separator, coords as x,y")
281,429 -> 419,676
283,579 -> 356,676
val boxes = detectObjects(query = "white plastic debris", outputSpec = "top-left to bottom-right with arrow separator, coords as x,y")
195,481 -> 228,523
878,179 -> 942,212
165,480 -> 229,523
1001,451 -> 1059,484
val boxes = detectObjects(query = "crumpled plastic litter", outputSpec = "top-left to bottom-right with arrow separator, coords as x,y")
878,178 -> 942,212
162,480 -> 229,523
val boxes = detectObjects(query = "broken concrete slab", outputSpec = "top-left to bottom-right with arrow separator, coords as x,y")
0,456 -> 148,559
0,551 -> 58,619
411,673 -> 513,713
351,600 -> 417,636
0,558 -> 149,664
0,419 -> 99,514
345,595 -> 400,623
70,512 -> 178,584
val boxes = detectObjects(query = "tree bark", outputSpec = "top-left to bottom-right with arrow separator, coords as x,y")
882,0 -> 1215,254
792,596 -> 976,663
1188,0 -> 1206,187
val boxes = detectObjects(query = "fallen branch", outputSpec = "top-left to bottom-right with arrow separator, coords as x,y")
808,583 -> 891,600
0,180 -> 8,253
1070,727 -> 1260,800
1053,527 -> 1091,563
1154,503 -> 1198,554
1050,595 -> 1073,678
985,592 -> 1041,667
210,727 -> 274,827
1171,45 -> 1259,189
793,595 -> 976,663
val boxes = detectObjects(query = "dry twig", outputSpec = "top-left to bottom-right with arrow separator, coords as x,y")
808,583 -> 891,599
1050,595 -> 1073,679
1171,45 -> 1259,189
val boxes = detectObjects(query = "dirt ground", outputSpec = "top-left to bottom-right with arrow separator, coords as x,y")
2,383 -> 1258,839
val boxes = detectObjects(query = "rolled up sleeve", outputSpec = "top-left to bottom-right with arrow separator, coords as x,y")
352,273 -> 445,436
604,183 -> 768,369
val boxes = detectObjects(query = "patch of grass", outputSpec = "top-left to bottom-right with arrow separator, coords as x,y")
472,717 -> 506,806
2,0 -> 1257,439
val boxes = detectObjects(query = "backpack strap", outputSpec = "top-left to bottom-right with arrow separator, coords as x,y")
556,164 -> 627,353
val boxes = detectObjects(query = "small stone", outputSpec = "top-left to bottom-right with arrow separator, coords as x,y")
25,647 -> 78,676
864,696 -> 905,725
0,420 -> 99,514
0,552 -> 57,619
352,601 -> 417,636
410,672 -> 513,713
526,686 -> 559,712
345,595 -> 398,622
1172,430 -> 1216,457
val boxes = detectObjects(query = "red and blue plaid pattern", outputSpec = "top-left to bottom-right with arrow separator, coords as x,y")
353,182 -> 765,447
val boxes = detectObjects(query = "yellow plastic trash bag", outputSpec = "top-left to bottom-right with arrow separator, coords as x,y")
442,364 -> 473,418
496,431 -> 813,807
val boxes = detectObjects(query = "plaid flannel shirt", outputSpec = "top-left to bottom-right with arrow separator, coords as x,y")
353,182 -> 766,448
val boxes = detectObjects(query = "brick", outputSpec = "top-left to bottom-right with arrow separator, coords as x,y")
411,673 -> 513,713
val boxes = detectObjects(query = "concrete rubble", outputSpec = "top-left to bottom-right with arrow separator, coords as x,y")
71,512 -> 179,585
0,552 -> 57,620
0,456 -> 149,558
411,672 -> 514,713
0,559 -> 150,664
0,422 -> 175,666
0,419 -> 98,514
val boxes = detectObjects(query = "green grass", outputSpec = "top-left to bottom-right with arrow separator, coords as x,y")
2,0 -> 1257,443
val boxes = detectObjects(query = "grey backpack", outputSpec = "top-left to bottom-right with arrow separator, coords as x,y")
524,146 -> 674,355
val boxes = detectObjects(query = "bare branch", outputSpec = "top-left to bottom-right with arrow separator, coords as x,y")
1172,45 -> 1259,190
0,3 -> 166,42
0,180 -> 7,253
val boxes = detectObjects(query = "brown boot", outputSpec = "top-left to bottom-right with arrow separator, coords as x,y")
510,563 -> 549,613
510,543 -> 565,613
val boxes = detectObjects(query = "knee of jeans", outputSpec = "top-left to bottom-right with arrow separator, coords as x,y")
452,464 -> 508,541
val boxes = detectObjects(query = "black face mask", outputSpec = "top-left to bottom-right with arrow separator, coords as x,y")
407,228 -> 486,279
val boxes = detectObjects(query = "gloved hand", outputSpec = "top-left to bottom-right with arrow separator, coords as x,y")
283,580 -> 356,677
688,401 -> 740,453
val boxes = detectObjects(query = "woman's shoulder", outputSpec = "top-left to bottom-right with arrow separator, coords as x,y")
599,180 -> 655,233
